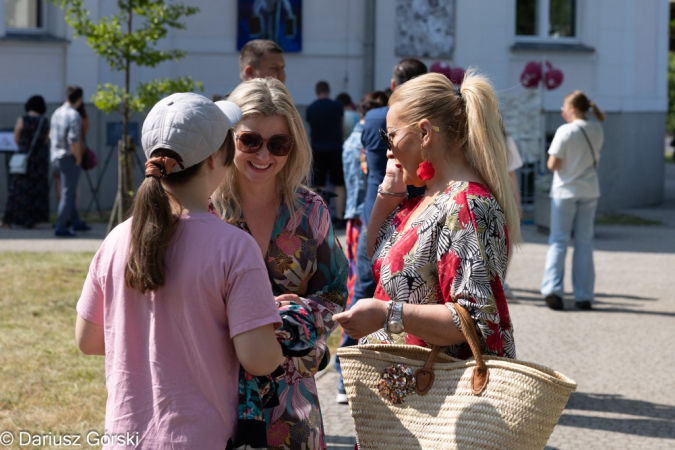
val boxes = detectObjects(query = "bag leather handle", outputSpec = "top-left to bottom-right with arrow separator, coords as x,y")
414,303 -> 489,396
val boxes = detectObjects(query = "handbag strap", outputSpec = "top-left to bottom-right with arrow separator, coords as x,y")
577,125 -> 597,170
414,303 -> 490,396
24,116 -> 45,159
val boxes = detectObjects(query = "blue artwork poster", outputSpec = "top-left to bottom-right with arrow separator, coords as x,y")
237,0 -> 302,52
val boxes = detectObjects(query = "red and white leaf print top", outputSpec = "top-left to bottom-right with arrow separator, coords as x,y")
362,181 -> 516,359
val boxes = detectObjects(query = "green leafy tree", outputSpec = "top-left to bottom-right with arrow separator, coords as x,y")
668,53 -> 675,134
668,19 -> 675,134
53,0 -> 203,230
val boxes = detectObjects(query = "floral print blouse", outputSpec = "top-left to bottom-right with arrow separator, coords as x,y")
361,181 -> 516,359
217,188 -> 349,450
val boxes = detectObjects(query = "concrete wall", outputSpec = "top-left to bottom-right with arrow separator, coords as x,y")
546,111 -> 666,212
0,0 -> 669,216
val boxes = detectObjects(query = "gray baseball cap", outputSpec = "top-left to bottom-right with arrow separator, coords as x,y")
142,92 -> 242,172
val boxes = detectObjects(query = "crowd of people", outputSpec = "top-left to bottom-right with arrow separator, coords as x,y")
0,37 -> 605,449
2,86 -> 94,235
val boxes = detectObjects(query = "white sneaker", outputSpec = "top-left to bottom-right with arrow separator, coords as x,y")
336,393 -> 348,404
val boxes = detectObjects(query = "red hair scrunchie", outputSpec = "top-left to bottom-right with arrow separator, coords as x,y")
145,156 -> 179,178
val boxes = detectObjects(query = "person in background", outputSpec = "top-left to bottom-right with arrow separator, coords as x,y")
50,85 -> 90,237
354,59 -> 427,312
306,80 -> 346,228
541,91 -> 605,311
239,39 -> 286,84
75,93 -> 284,449
336,92 -> 360,143
502,132 -> 524,300
211,78 -> 348,450
334,90 -> 388,404
1,95 -> 50,229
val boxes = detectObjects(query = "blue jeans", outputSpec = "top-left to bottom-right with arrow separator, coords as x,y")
335,229 -> 376,393
541,197 -> 598,302
53,155 -> 84,232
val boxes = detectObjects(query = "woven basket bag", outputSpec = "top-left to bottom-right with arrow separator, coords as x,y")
337,304 -> 577,450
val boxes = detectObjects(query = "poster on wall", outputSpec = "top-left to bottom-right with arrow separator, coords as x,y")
395,0 -> 455,58
237,0 -> 302,52
499,91 -> 542,163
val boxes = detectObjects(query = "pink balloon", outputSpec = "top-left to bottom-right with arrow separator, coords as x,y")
544,62 -> 564,90
520,61 -> 542,89
449,67 -> 465,86
430,61 -> 452,80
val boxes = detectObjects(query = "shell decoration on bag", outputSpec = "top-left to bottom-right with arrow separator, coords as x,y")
378,364 -> 416,404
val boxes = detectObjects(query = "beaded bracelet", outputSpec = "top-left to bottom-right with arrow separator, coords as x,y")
377,185 -> 408,197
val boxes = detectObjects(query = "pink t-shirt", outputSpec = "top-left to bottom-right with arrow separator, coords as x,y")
77,213 -> 281,450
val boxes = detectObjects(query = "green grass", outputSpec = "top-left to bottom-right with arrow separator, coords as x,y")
595,213 -> 661,226
48,210 -> 112,224
666,152 -> 675,164
0,252 -> 105,450
0,252 -> 347,448
327,327 -> 342,357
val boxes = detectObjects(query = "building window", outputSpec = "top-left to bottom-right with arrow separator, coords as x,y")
516,0 -> 576,39
6,0 -> 43,30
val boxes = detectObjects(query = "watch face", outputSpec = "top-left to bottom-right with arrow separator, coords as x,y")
388,321 -> 404,334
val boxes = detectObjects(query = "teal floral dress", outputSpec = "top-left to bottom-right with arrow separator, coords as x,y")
219,188 -> 348,450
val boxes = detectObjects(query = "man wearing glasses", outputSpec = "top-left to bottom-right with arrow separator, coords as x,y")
334,59 -> 427,404
357,58 -> 427,290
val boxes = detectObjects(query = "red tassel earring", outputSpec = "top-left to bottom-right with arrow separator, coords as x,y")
417,144 -> 435,181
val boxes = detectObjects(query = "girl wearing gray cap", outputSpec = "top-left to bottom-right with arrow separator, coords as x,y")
212,79 -> 349,450
75,93 -> 284,449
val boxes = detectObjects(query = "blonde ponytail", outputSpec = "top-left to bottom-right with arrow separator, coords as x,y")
460,69 -> 521,245
389,71 -> 521,246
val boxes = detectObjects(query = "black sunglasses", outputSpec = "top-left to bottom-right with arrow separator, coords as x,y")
235,132 -> 294,157
379,122 -> 440,149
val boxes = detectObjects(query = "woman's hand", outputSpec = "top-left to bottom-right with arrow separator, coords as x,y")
333,298 -> 388,340
274,293 -> 303,308
380,158 -> 406,193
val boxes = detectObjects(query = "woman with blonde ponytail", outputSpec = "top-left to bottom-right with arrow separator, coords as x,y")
541,90 -> 605,311
334,70 -> 519,360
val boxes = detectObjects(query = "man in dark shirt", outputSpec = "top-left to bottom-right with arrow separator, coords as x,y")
356,59 -> 427,294
306,81 -> 346,224
361,59 -> 427,226
334,59 -> 428,404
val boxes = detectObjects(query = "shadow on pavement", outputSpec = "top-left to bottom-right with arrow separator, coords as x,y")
325,434 -> 355,448
508,288 -> 675,317
521,224 -> 675,255
512,288 -> 658,303
566,392 -> 675,421
559,413 -> 674,438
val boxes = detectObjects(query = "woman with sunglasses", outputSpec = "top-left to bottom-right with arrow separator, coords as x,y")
334,71 -> 521,368
212,78 -> 348,450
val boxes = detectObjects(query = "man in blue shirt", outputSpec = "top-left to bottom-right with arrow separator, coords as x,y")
335,59 -> 427,404
357,58 -> 427,297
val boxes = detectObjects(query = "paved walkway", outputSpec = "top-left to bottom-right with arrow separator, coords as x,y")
318,164 -> 675,450
2,165 -> 674,449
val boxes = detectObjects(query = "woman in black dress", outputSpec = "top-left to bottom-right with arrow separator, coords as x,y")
2,95 -> 50,228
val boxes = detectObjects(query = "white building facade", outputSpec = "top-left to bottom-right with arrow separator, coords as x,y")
0,0 -> 668,214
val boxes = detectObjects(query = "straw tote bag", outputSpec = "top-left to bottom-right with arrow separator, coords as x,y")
337,304 -> 577,450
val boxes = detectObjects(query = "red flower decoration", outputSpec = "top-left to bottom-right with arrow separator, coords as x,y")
416,161 -> 435,181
